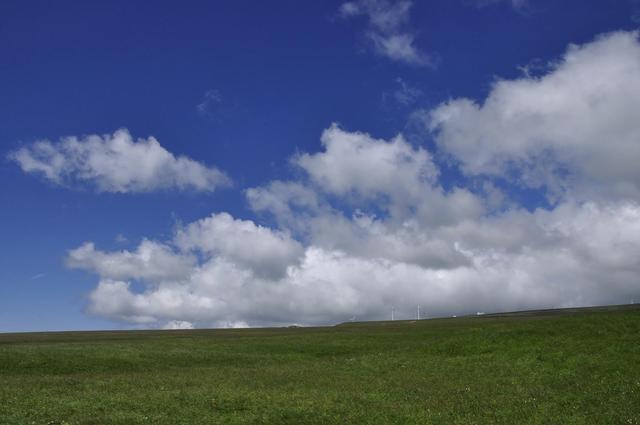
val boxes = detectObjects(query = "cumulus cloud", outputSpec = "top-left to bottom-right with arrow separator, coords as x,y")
68,30 -> 640,328
338,0 -> 430,66
428,31 -> 640,202
73,199 -> 640,328
67,240 -> 195,282
8,128 -> 231,193
175,212 -> 304,279
294,124 -> 482,226
247,181 -> 320,231
295,124 -> 437,201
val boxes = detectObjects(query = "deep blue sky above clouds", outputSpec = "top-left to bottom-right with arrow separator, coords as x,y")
1,0 -> 640,331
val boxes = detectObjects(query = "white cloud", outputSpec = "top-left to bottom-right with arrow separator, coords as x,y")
246,181 -> 320,232
8,128 -> 231,193
67,240 -> 195,282
175,212 -> 304,279
67,30 -> 640,328
295,124 -> 437,201
71,127 -> 640,328
338,0 -> 430,66
428,31 -> 640,202
294,124 -> 483,225
74,199 -> 640,327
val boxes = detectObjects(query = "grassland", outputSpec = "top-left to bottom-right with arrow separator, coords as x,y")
1,305 -> 640,425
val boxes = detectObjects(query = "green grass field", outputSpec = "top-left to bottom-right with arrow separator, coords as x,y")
2,305 -> 640,425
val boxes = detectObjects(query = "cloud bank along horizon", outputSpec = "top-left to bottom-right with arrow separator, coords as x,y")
12,30 -> 640,329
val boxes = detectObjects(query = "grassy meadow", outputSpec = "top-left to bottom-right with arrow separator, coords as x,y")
1,305 -> 639,424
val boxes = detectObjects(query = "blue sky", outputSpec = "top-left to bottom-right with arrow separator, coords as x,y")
2,0 -> 640,332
